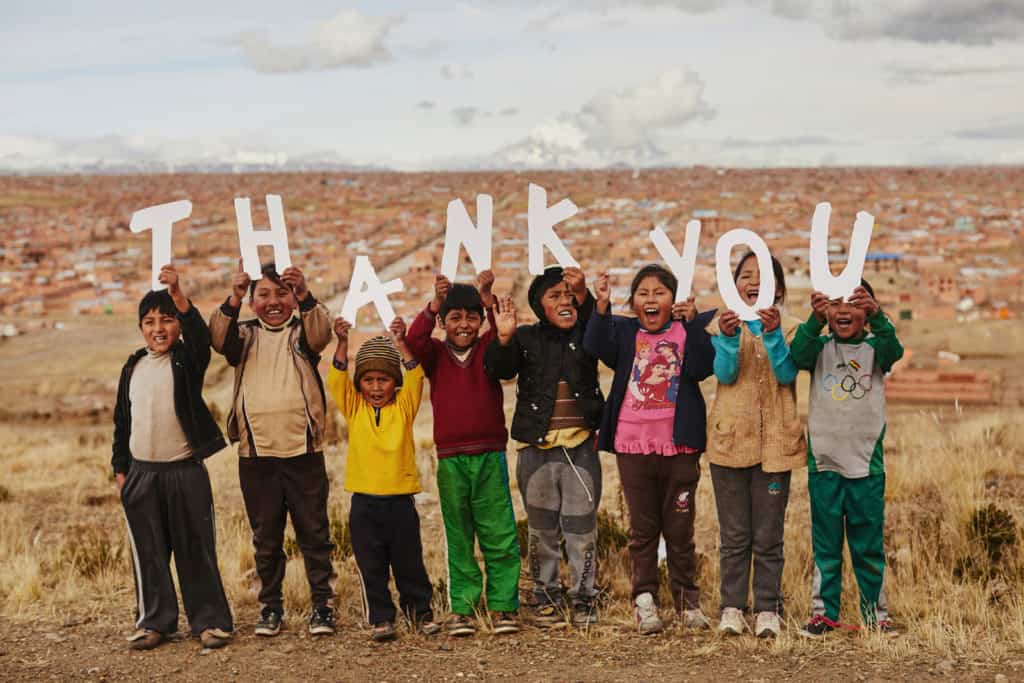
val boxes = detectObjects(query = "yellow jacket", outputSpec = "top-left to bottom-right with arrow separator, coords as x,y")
327,363 -> 424,495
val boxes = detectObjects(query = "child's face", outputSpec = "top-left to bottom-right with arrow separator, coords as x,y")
735,256 -> 761,306
139,308 -> 181,353
440,308 -> 483,350
359,371 -> 397,408
250,277 -> 295,327
827,299 -> 867,340
541,281 -> 577,329
631,275 -> 673,332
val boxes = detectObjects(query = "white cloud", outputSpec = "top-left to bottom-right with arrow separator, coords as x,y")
235,9 -> 402,73
452,106 -> 482,126
494,67 -> 714,167
440,63 -> 474,79
885,54 -> 1024,84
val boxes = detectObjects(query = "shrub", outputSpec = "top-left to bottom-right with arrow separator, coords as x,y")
59,526 -> 125,577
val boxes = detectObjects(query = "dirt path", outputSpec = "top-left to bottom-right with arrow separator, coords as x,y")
2,614 -> 1017,682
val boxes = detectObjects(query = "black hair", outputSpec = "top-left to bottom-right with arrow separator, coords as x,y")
860,278 -> 875,300
629,264 -> 678,305
733,251 -> 787,305
138,290 -> 177,325
527,266 -> 566,321
249,262 -> 285,299
439,283 -> 484,320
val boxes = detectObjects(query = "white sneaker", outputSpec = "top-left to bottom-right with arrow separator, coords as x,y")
754,611 -> 781,638
717,607 -> 746,635
634,593 -> 664,635
682,608 -> 712,630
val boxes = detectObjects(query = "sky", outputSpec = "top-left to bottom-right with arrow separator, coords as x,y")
2,0 -> 1023,171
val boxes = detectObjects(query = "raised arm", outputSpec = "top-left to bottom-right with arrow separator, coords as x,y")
281,266 -> 331,354
483,296 -> 522,381
159,264 -> 212,373
758,306 -> 797,385
208,261 -> 250,366
583,272 -> 620,369
326,317 -> 360,418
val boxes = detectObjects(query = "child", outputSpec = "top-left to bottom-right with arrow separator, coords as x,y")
112,265 -> 233,651
209,261 -> 336,637
790,281 -> 904,637
584,264 -> 716,635
706,253 -> 806,639
485,266 -> 604,627
405,271 -> 521,637
328,316 -> 441,642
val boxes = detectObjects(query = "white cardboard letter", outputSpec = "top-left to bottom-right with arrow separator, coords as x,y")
129,200 -> 193,291
715,228 -> 776,322
340,255 -> 405,331
527,183 -> 579,275
235,195 -> 293,279
441,195 -> 493,279
809,202 -> 874,300
649,220 -> 701,302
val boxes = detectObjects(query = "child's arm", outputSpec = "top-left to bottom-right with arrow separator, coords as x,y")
850,286 -> 905,372
711,310 -> 741,384
326,317 -> 359,418
208,261 -> 250,366
477,270 -> 499,341
583,272 -> 620,369
160,265 -> 213,373
758,306 -> 798,385
681,308 -> 717,381
483,296 -> 522,380
111,362 -> 133,484
282,267 -> 332,355
406,274 -> 449,373
391,317 -> 425,419
790,292 -> 830,370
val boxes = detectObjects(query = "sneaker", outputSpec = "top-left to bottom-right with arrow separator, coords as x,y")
871,619 -> 900,638
127,628 -> 164,651
754,611 -> 781,639
799,615 -> 839,638
371,622 -> 396,642
418,619 -> 442,637
492,612 -> 521,635
199,628 -> 231,649
308,606 -> 335,636
534,603 -> 567,628
572,600 -> 597,627
682,608 -> 712,630
718,607 -> 746,636
634,593 -> 664,635
254,607 -> 283,637
446,614 -> 477,637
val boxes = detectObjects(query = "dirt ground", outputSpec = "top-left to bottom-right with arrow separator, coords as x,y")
4,612 -> 1021,682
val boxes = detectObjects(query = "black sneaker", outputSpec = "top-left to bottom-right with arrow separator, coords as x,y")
255,607 -> 283,637
572,600 -> 597,626
309,606 -> 335,636
799,615 -> 838,638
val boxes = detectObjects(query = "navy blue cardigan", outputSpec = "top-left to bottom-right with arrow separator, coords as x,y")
583,308 -> 717,454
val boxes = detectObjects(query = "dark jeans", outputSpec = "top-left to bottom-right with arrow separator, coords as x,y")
616,452 -> 701,612
349,493 -> 434,625
238,452 -> 335,611
122,458 -> 233,635
710,463 -> 791,614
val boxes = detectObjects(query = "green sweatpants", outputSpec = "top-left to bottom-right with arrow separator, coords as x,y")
808,471 -> 889,625
437,451 -> 521,615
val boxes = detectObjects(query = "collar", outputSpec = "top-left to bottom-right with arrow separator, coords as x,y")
258,316 -> 293,332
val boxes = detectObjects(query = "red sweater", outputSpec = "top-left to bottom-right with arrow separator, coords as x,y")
406,304 -> 508,458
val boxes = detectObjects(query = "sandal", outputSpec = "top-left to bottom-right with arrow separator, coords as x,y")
371,622 -> 396,642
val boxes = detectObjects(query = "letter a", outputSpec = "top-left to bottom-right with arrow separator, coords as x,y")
340,255 -> 405,331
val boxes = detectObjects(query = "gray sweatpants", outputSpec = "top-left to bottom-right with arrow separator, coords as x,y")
710,463 -> 791,615
516,439 -> 602,605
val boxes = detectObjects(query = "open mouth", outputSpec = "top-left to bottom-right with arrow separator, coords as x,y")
152,334 -> 168,344
642,306 -> 662,325
557,309 -> 574,320
834,313 -> 853,331
745,287 -> 759,303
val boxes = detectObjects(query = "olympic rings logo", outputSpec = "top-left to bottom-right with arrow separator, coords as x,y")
822,372 -> 873,400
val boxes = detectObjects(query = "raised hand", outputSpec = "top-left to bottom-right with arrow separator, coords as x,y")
389,316 -> 407,343
280,266 -> 309,301
848,286 -> 879,317
475,269 -> 495,308
810,291 -> 830,323
757,305 -> 781,334
562,267 -> 587,303
230,259 -> 251,308
430,273 -> 452,314
672,295 -> 697,323
494,296 -> 518,345
718,310 -> 741,337
333,317 -> 352,342
159,264 -> 189,313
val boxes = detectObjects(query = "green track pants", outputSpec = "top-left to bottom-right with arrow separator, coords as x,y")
437,451 -> 521,615
808,471 -> 889,625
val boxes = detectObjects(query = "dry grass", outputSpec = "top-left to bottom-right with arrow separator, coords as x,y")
2,407 -> 1024,663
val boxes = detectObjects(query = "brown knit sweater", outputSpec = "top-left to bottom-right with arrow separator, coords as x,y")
705,315 -> 806,473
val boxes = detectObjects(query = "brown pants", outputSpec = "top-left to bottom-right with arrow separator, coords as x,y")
238,452 -> 336,611
617,452 -> 701,612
